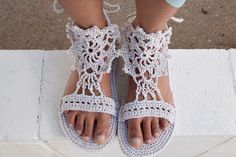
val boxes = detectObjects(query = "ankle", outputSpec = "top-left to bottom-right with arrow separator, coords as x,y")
75,17 -> 107,30
133,18 -> 166,33
73,11 -> 107,30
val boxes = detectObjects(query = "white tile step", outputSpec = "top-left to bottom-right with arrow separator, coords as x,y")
0,136 -> 235,157
0,49 -> 235,140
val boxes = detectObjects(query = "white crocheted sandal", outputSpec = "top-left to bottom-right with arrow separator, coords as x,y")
118,23 -> 176,157
58,17 -> 120,152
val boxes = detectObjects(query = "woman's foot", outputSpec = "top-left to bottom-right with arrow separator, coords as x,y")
63,70 -> 112,144
126,75 -> 174,148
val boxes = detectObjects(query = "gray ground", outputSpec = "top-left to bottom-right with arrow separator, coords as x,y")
0,0 -> 235,49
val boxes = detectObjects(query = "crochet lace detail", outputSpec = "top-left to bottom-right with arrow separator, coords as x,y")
61,94 -> 117,116
66,21 -> 120,97
58,22 -> 120,152
54,0 -> 121,152
121,24 -> 172,101
118,24 -> 176,157
120,100 -> 175,123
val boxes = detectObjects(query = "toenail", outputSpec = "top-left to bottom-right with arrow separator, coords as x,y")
82,136 -> 90,142
164,126 -> 169,131
77,130 -> 82,135
130,138 -> 142,146
154,133 -> 160,137
96,135 -> 106,143
69,124 -> 73,128
146,139 -> 152,144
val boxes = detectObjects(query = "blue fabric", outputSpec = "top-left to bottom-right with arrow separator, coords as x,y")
165,0 -> 186,8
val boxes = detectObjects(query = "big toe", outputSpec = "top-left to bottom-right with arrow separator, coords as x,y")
94,114 -> 110,144
159,118 -> 169,131
128,118 -> 143,148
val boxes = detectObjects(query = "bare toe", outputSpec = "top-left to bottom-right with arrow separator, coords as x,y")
151,118 -> 161,138
75,113 -> 85,135
67,111 -> 77,128
128,118 -> 143,148
142,118 -> 154,144
94,114 -> 110,144
82,113 -> 94,142
159,118 -> 169,131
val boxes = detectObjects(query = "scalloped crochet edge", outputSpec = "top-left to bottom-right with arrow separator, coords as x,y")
118,24 -> 176,157
58,54 -> 119,153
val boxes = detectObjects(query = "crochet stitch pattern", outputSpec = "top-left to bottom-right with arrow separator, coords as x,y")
66,21 -> 120,97
58,20 -> 120,152
118,24 -> 176,157
53,0 -> 180,155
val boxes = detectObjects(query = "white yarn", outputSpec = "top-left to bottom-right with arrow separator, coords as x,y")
52,0 -> 120,16
121,24 -> 172,101
125,12 -> 184,26
53,0 -> 178,155
52,0 -> 64,14
118,23 -> 176,157
62,94 -> 117,116
65,21 -> 120,97
58,19 -> 120,152
120,100 -> 175,123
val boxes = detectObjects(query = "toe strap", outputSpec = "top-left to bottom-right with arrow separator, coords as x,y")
120,100 -> 175,123
60,94 -> 117,117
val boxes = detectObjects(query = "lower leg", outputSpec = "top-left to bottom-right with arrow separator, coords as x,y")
127,0 -> 181,148
58,0 -> 106,29
134,0 -> 179,32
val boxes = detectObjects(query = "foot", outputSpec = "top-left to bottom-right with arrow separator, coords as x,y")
63,70 -> 112,144
126,75 -> 174,148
